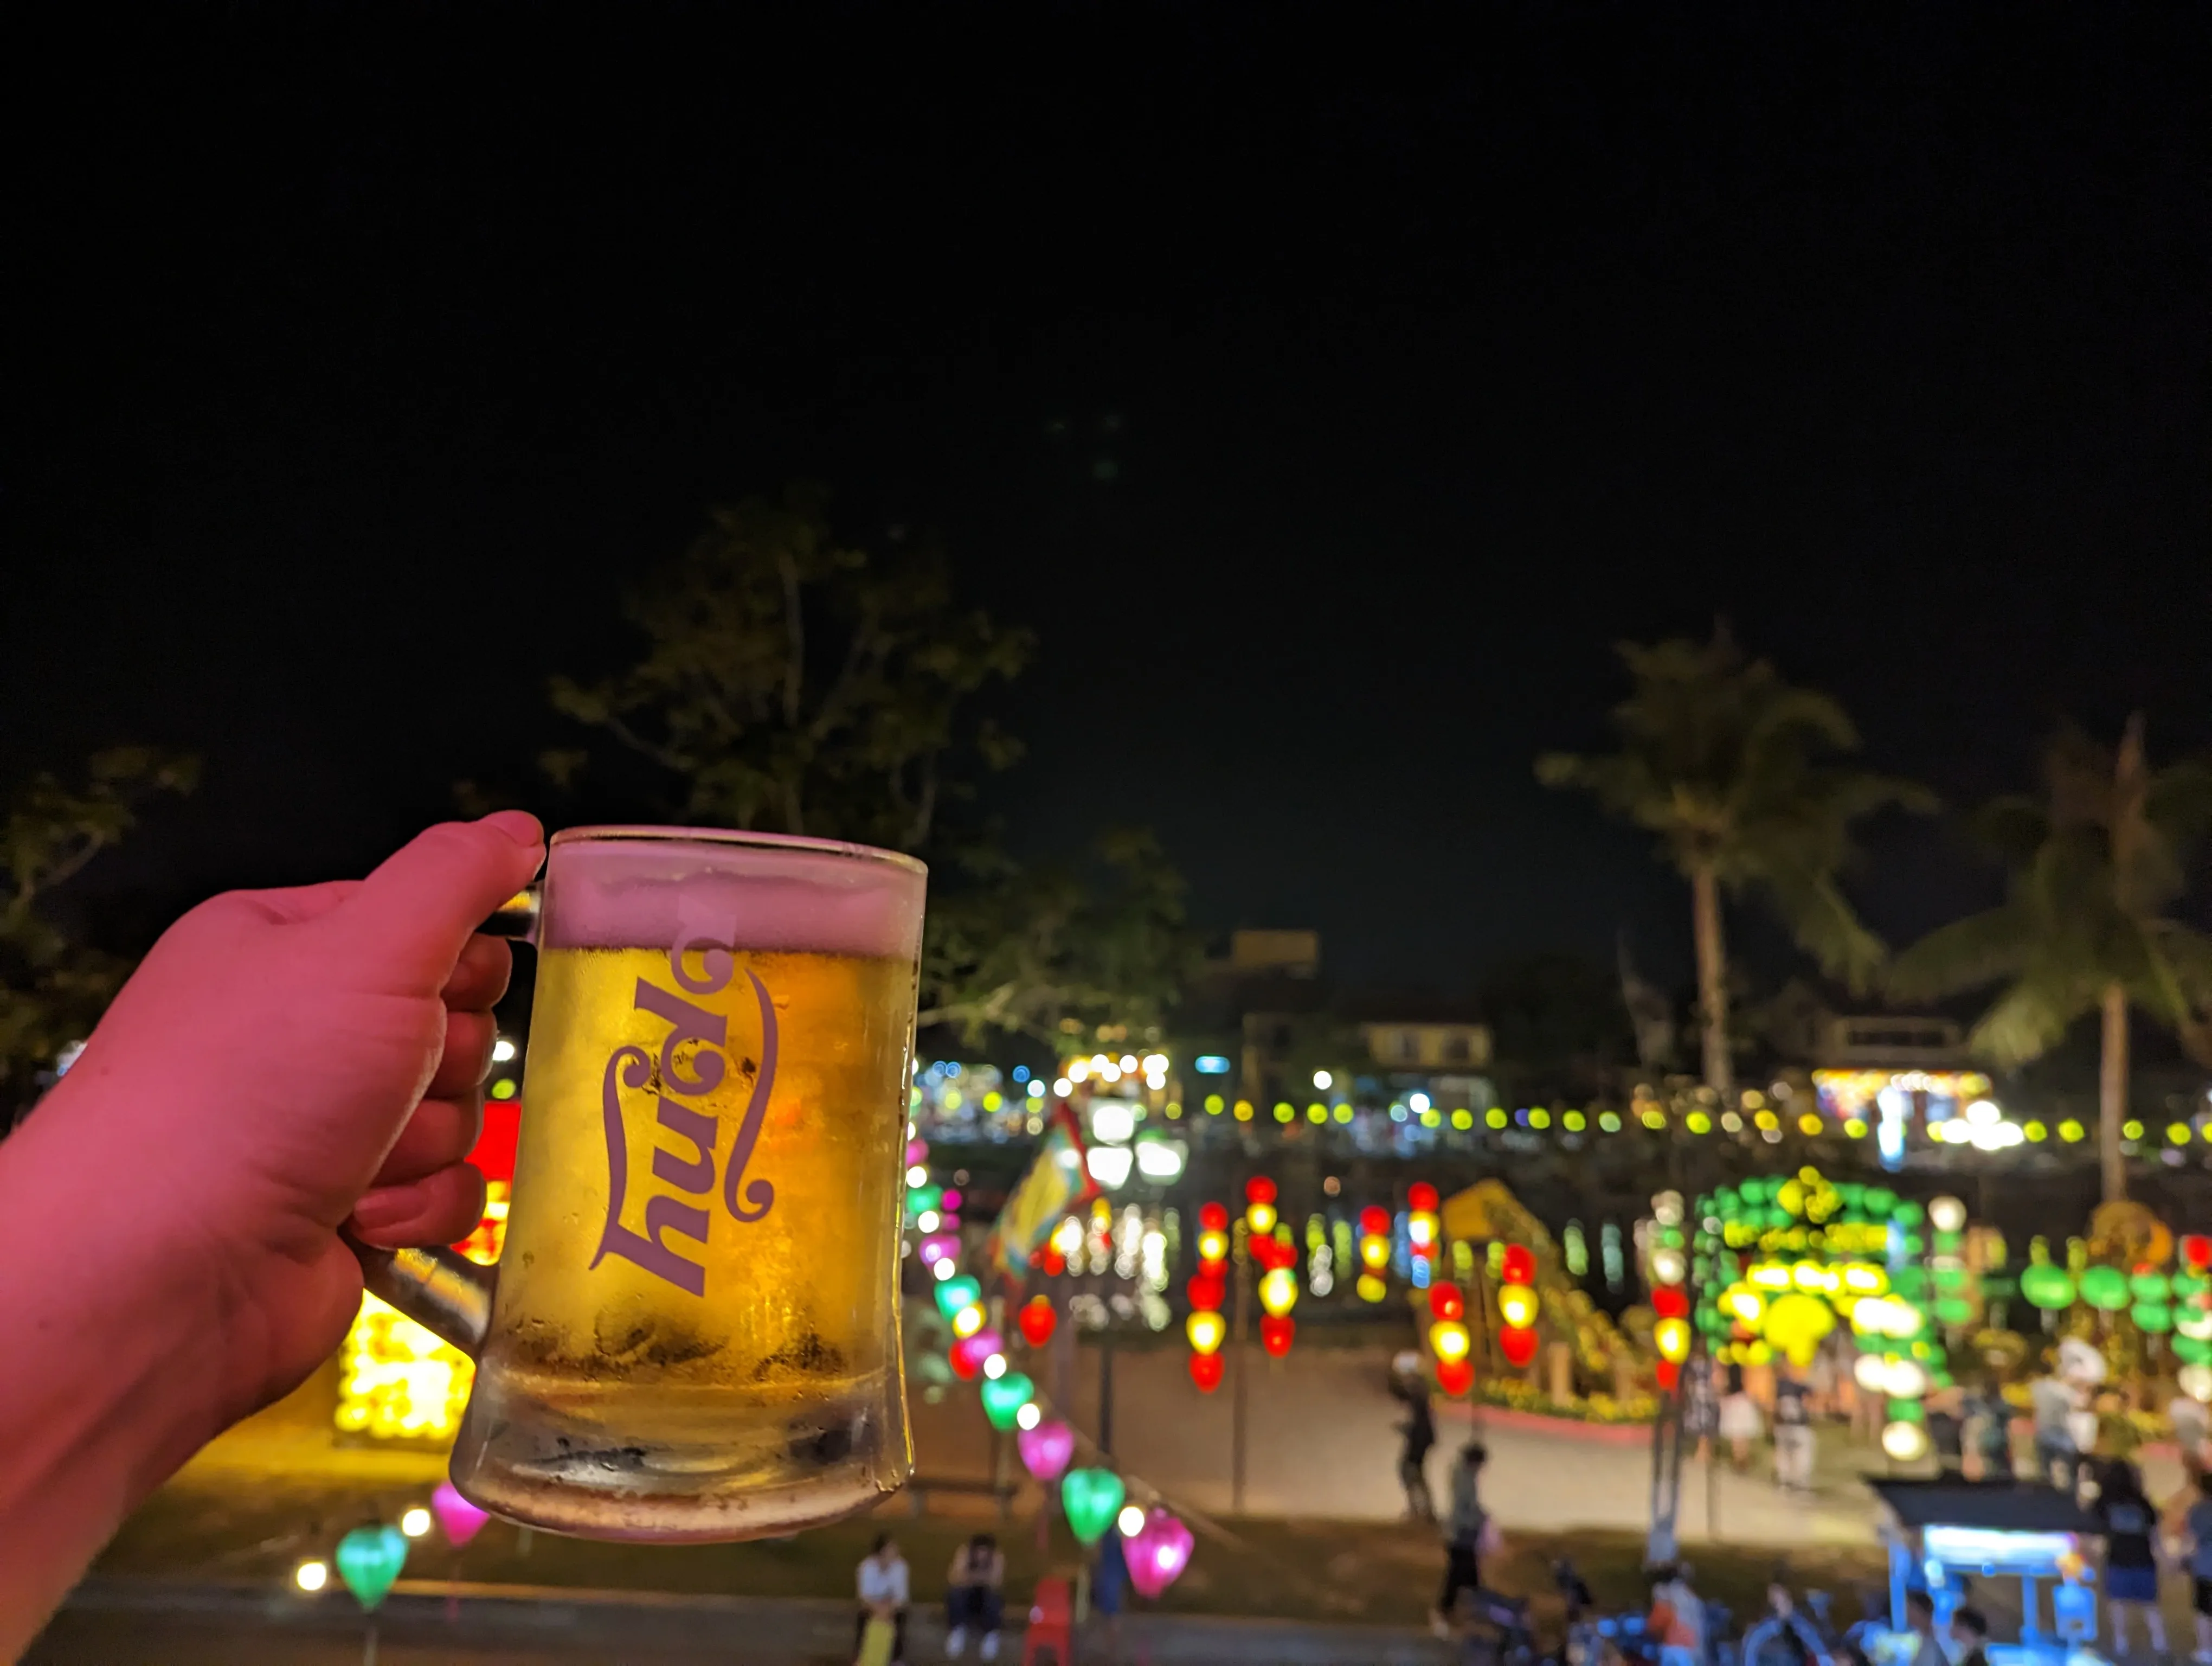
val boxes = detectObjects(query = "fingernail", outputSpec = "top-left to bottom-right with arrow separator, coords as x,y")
350,1184 -> 421,1233
477,810 -> 543,847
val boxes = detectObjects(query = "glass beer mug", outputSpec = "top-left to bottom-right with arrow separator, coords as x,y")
352,825 -> 925,1541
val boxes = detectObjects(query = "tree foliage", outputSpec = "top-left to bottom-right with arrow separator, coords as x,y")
1538,630 -> 1932,994
1889,719 -> 2212,1068
1,748 -> 199,1108
550,486 -> 1032,852
917,830 -> 1194,1047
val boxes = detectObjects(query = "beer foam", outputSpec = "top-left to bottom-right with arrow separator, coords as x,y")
540,828 -> 925,960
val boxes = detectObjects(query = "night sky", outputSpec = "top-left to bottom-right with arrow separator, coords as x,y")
7,6 -> 2209,996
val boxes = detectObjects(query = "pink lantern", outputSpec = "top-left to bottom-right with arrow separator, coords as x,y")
918,1232 -> 961,1266
1125,1508 -> 1194,1598
430,1481 -> 490,1547
940,1188 -> 963,1214
950,1329 -> 1004,1376
906,1138 -> 930,1167
1017,1418 -> 1076,1482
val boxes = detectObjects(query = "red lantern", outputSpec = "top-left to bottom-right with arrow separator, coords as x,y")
1199,1201 -> 1229,1232
1408,1182 -> 1439,1212
1040,1246 -> 1066,1277
1018,1296 -> 1057,1348
1359,1206 -> 1391,1236
2187,1235 -> 2212,1271
1186,1273 -> 1226,1312
1656,1358 -> 1681,1392
1436,1357 -> 1475,1396
1500,1244 -> 1535,1286
1250,1236 -> 1293,1272
1499,1324 -> 1539,1368
1259,1315 -> 1295,1357
1429,1282 -> 1466,1322
1188,1351 -> 1225,1392
1244,1176 -> 1277,1205
948,1347 -> 981,1381
1652,1286 -> 1689,1320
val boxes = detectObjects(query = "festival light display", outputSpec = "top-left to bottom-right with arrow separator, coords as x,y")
1356,1205 -> 1392,1302
1496,1242 -> 1538,1369
1253,1227 -> 1298,1357
1186,1201 -> 1230,1392
1428,1279 -> 1474,1396
1018,1295 -> 1057,1348
1244,1176 -> 1278,1236
1648,1191 -> 1690,1391
1693,1168 -> 1936,1462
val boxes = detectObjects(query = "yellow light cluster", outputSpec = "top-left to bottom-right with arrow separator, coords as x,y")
336,1295 -> 472,1440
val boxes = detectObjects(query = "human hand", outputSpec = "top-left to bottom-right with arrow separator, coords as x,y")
37,812 -> 543,1426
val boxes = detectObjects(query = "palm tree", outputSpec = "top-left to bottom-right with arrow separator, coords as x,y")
1538,630 -> 1930,1103
1888,717 -> 2212,1203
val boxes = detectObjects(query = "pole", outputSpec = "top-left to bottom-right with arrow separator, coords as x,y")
1098,1327 -> 1116,1460
1230,1250 -> 1250,1514
363,1620 -> 378,1666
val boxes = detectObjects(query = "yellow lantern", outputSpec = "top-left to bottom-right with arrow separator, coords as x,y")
1790,1260 -> 1837,1295
1881,1420 -> 1930,1462
1724,1286 -> 1765,1325
1258,1267 -> 1298,1317
1185,1310 -> 1226,1354
1359,1236 -> 1391,1271
1429,1321 -> 1472,1363
1747,1261 -> 1792,1292
1496,1284 -> 1539,1330
1197,1229 -> 1229,1265
1407,1212 -> 1439,1248
1841,1262 -> 1888,1296
1356,1273 -> 1387,1303
1763,1292 -> 1836,1366
1246,1202 -> 1278,1236
953,1303 -> 986,1338
1654,1316 -> 1691,1363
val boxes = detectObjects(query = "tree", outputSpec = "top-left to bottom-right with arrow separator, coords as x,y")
1889,717 -> 2212,1203
550,488 -> 1191,1046
550,485 -> 1032,851
917,830 -> 1194,1047
1,748 -> 199,1112
1538,630 -> 1930,1101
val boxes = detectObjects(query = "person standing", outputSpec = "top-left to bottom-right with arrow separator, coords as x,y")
1432,1441 -> 1492,1638
1963,1376 -> 2015,1482
1904,1590 -> 1946,1666
1771,1368 -> 1813,1492
1948,1606 -> 1990,1666
1683,1342 -> 1721,1465
2171,1387 -> 2211,1476
1394,1371 -> 1439,1522
944,1532 -> 1005,1660
1719,1363 -> 1764,1473
2178,1468 -> 2212,1664
2094,1457 -> 2168,1659
2030,1370 -> 2081,1492
855,1533 -> 910,1666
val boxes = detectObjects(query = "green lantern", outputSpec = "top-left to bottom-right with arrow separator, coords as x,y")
2080,1266 -> 2130,1312
1935,1297 -> 1975,1327
1061,1468 -> 1126,1545
2132,1270 -> 2172,1303
935,1276 -> 982,1318
2175,1335 -> 2212,1366
980,1372 -> 1034,1431
2133,1302 -> 2175,1335
334,1525 -> 408,1611
2020,1265 -> 2075,1310
907,1183 -> 944,1214
2175,1272 -> 2210,1299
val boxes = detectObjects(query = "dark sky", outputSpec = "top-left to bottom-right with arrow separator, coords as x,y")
7,5 -> 2209,994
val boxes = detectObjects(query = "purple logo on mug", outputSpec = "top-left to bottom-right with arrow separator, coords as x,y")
590,936 -> 779,1296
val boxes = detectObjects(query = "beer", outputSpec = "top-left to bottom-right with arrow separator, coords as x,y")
453,940 -> 916,1539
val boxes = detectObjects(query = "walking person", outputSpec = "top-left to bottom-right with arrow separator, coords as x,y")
2094,1457 -> 2168,1659
1963,1375 -> 2015,1482
1394,1364 -> 1440,1522
2030,1369 -> 2082,1492
1771,1366 -> 1814,1492
1719,1363 -> 1764,1474
944,1532 -> 1004,1660
856,1533 -> 910,1666
1646,1562 -> 1708,1666
1949,1606 -> 1990,1666
1431,1441 -> 1493,1638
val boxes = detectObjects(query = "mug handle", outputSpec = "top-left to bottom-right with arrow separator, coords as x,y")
341,885 -> 543,1358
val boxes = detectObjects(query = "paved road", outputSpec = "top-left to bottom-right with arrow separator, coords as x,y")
911,1342 -> 1882,1545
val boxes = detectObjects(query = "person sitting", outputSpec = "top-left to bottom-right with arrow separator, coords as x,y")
944,1532 -> 1005,1660
1646,1562 -> 1708,1666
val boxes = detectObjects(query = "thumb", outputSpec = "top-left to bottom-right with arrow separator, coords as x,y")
328,812 -> 545,981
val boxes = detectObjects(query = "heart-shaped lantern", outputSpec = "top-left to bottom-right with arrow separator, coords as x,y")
1060,1468 -> 1126,1545
980,1372 -> 1034,1431
1018,1418 -> 1076,1481
935,1276 -> 982,1318
1188,1351 -> 1225,1393
1126,1508 -> 1194,1598
1018,1296 -> 1057,1347
430,1482 -> 490,1547
334,1524 -> 408,1610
